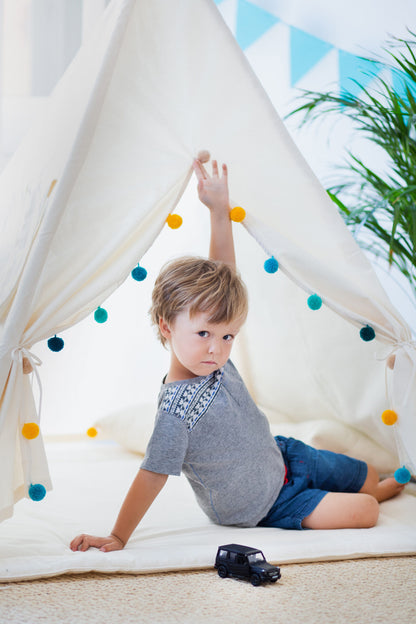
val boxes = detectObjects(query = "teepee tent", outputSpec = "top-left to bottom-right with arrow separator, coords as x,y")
0,0 -> 414,525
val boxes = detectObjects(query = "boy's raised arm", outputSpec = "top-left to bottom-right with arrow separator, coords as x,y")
70,469 -> 168,552
193,158 -> 236,269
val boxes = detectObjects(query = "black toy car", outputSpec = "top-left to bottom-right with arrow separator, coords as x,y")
215,543 -> 281,586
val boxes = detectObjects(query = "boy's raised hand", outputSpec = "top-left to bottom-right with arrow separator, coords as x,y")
193,159 -> 229,215
193,157 -> 236,268
70,533 -> 124,553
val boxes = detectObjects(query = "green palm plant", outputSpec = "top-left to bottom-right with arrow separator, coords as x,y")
288,33 -> 416,305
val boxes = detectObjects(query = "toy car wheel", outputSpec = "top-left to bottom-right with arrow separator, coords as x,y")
250,573 -> 261,586
217,565 -> 228,578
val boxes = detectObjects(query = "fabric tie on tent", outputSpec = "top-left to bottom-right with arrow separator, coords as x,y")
379,340 -> 416,403
0,0 -> 415,523
11,348 -> 43,416
1,347 -> 52,518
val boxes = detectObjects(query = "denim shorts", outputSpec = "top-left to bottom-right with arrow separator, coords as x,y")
258,436 -> 368,530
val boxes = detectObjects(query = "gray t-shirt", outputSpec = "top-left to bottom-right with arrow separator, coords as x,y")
141,360 -> 285,527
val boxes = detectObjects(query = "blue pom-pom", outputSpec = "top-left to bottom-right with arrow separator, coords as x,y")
307,294 -> 322,310
29,483 -> 46,501
394,466 -> 411,484
264,257 -> 278,274
131,264 -> 147,281
47,335 -> 64,352
94,307 -> 108,323
360,325 -> 376,342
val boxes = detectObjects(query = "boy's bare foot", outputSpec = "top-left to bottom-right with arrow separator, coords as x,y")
375,477 -> 405,502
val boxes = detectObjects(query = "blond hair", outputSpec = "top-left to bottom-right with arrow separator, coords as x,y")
150,256 -> 248,347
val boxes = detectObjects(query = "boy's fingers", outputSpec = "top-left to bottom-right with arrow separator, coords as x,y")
70,534 -> 96,551
211,160 -> 218,176
70,535 -> 83,550
193,159 -> 208,180
70,534 -> 123,553
100,540 -> 121,553
78,537 -> 91,551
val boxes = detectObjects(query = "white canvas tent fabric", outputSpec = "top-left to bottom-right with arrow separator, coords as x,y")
0,0 -> 415,526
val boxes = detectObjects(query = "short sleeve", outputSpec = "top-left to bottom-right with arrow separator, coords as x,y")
140,410 -> 189,476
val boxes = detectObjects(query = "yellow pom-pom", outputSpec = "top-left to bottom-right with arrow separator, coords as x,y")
87,427 -> 98,438
230,207 -> 246,222
381,409 -> 398,426
22,423 -> 40,440
166,214 -> 183,229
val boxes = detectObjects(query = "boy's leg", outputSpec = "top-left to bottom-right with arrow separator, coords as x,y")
301,492 -> 379,529
302,465 -> 405,529
358,464 -> 405,502
269,439 -> 405,530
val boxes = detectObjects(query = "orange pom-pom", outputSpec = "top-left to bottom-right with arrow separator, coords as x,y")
22,423 -> 40,440
166,214 -> 183,229
230,207 -> 246,222
381,409 -> 398,426
87,427 -> 98,438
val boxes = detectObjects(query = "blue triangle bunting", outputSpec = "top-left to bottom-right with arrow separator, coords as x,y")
236,0 -> 279,50
339,51 -> 382,99
290,28 -> 333,86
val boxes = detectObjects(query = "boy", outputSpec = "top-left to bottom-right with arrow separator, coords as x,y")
70,159 -> 403,553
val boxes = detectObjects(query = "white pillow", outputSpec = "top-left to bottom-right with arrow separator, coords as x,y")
94,403 -> 156,455
264,414 -> 397,473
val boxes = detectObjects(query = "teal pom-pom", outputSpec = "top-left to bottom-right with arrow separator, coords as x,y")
360,325 -> 376,342
94,307 -> 108,323
47,335 -> 64,352
29,483 -> 46,501
394,466 -> 411,484
307,294 -> 322,310
264,257 -> 278,274
131,264 -> 147,281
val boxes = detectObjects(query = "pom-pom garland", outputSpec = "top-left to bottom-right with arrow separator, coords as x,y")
47,335 -> 64,352
264,257 -> 279,274
359,325 -> 376,342
22,423 -> 40,440
29,483 -> 46,501
230,207 -> 246,222
394,466 -> 411,484
307,294 -> 322,310
166,214 -> 183,229
94,307 -> 108,324
38,210 -> 406,498
131,264 -> 148,281
381,409 -> 398,426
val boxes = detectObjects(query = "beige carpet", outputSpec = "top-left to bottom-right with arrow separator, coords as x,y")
1,556 -> 415,624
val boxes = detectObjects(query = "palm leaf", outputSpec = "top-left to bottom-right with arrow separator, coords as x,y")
288,32 -> 416,303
